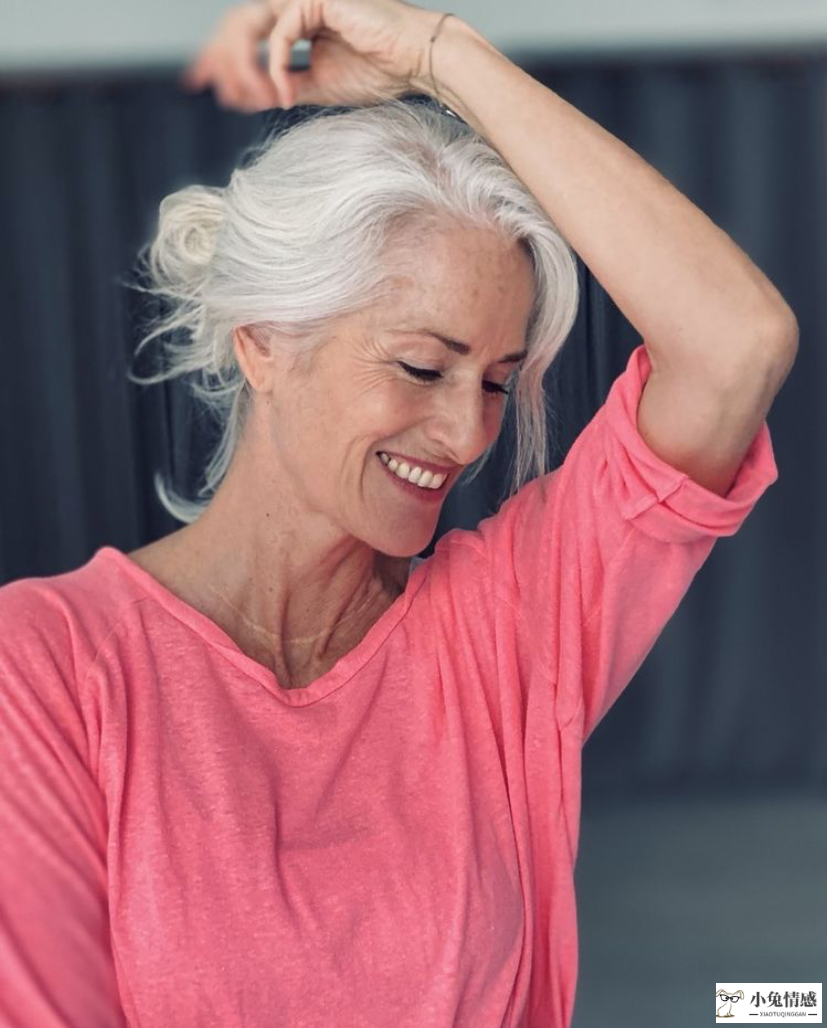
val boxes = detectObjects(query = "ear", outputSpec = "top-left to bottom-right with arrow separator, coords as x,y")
233,325 -> 274,393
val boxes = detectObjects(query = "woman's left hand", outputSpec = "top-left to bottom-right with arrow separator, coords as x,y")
263,0 -> 439,109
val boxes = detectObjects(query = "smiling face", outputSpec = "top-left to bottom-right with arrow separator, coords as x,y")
235,223 -> 535,558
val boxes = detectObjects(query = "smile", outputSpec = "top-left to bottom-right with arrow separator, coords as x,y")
376,453 -> 449,503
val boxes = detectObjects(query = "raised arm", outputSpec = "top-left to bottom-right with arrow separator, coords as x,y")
406,13 -> 798,497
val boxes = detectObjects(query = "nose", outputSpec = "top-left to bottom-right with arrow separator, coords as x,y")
429,388 -> 498,469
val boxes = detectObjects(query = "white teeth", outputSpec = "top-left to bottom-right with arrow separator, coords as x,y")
378,452 -> 447,490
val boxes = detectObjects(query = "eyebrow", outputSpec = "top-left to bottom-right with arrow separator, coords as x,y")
394,328 -> 528,364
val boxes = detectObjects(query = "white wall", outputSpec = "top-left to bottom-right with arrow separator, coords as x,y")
3,0 -> 827,71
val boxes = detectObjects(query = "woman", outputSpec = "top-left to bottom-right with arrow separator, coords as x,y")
0,1 -> 797,1025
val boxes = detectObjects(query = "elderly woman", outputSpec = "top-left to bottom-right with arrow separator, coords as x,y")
0,1 -> 797,1026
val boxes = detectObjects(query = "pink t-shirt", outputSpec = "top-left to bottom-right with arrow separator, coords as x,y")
0,344 -> 778,1028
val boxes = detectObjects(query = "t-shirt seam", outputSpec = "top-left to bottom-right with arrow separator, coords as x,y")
75,597 -> 158,778
446,536 -> 531,627
446,536 -> 573,736
449,524 -> 643,736
448,523 -> 641,634
79,597 -> 153,689
554,523 -> 642,733
12,590 -> 152,791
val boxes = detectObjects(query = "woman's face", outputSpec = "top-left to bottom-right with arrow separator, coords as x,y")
240,225 -> 535,559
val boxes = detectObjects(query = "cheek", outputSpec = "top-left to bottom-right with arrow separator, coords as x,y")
267,387 -> 338,473
376,388 -> 432,435
307,367 -> 429,462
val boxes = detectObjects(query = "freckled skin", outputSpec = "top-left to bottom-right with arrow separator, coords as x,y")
127,225 -> 535,687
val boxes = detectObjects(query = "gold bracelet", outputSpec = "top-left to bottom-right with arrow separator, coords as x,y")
428,12 -> 456,115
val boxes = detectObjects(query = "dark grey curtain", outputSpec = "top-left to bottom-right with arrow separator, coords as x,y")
1,51 -> 823,799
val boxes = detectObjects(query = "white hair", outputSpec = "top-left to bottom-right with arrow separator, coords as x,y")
125,97 -> 579,524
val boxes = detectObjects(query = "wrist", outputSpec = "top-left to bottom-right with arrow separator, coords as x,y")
406,14 -> 499,103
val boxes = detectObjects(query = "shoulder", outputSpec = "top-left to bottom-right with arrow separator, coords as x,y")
0,548 -> 145,691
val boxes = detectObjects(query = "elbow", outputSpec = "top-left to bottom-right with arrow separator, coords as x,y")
739,305 -> 800,396
709,306 -> 800,396
761,305 -> 800,385
764,304 -> 800,356
736,300 -> 799,366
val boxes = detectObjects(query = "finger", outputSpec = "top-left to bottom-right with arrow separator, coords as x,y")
181,55 -> 212,91
235,40 -> 281,108
232,93 -> 265,114
224,75 -> 272,113
264,0 -> 293,19
250,70 -> 281,109
214,81 -> 238,109
277,68 -> 319,106
266,0 -> 323,108
213,55 -> 248,109
233,75 -> 278,112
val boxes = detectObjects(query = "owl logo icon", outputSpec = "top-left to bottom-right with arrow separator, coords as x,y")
716,988 -> 744,1018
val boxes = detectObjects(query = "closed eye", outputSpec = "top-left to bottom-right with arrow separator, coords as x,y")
398,362 -> 511,396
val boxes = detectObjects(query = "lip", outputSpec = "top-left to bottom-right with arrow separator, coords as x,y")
375,450 -> 457,476
376,453 -> 449,502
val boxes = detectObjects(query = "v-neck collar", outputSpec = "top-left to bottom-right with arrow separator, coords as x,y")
93,546 -> 429,707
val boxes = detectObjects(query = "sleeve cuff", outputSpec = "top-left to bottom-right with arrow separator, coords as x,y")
602,343 -> 780,543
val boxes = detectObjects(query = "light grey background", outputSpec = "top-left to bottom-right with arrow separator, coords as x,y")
4,0 -> 827,71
